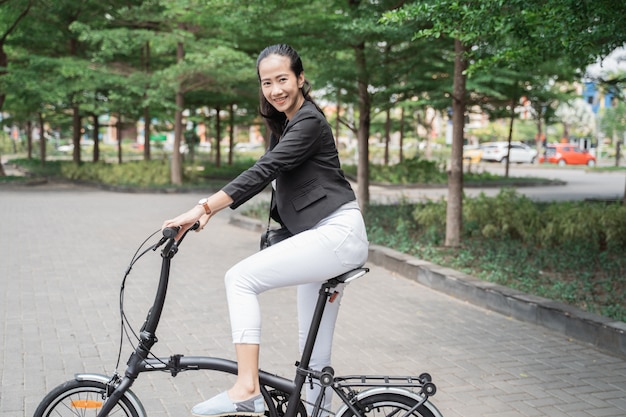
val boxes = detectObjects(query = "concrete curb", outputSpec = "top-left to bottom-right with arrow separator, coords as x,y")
230,213 -> 626,359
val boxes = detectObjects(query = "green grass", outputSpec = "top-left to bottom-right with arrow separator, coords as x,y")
412,239 -> 624,320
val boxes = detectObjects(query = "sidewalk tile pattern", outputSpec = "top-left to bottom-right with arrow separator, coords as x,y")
1,185 -> 625,417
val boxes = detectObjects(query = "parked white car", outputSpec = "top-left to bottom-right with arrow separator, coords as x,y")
481,141 -> 537,164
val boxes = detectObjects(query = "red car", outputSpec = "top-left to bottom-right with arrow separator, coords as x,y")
539,143 -> 596,166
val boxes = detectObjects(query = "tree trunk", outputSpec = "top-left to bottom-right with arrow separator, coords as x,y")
215,105 -> 221,168
399,107 -> 405,163
143,41 -> 151,161
0,42 -> 7,112
354,41 -> 370,211
171,41 -> 184,185
228,103 -> 234,165
116,115 -> 122,164
445,39 -> 467,248
92,114 -> 100,162
505,102 -> 515,178
38,112 -> 46,167
143,106 -> 151,161
26,120 -> 32,159
384,107 -> 391,165
72,105 -> 81,164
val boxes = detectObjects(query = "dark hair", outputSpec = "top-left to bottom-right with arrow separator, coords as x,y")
256,44 -> 324,138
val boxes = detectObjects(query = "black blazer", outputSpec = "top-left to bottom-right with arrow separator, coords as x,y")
222,101 -> 356,234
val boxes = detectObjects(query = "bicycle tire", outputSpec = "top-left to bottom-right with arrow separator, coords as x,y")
337,392 -> 436,417
34,379 -> 140,417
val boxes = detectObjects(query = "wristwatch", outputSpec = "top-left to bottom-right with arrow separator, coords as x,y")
198,198 -> 212,215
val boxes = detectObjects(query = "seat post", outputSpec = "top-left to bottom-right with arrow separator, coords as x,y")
285,282 -> 334,417
297,269 -> 367,370
297,282 -> 334,371
286,269 -> 367,417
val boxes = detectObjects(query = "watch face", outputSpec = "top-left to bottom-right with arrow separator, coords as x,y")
198,198 -> 211,215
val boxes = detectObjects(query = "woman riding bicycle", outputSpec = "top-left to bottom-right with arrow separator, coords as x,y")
162,44 -> 369,417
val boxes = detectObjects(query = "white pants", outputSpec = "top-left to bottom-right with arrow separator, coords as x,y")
224,201 -> 368,413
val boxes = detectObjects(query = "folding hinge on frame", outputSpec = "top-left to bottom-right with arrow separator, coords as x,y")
169,354 -> 184,377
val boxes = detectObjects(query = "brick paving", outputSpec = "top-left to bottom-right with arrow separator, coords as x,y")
1,183 -> 625,417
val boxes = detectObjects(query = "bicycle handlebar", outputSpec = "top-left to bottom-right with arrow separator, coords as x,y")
162,221 -> 200,238
162,226 -> 180,239
155,221 -> 201,255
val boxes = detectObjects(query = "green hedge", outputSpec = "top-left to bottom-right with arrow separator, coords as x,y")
343,157 -> 557,185
408,188 -> 626,252
8,158 -> 256,188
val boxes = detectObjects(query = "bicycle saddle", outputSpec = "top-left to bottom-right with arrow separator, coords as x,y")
326,267 -> 369,287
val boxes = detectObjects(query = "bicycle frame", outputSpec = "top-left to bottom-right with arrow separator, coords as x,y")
93,226 -> 438,417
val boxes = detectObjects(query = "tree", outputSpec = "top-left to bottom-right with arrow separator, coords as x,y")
2,0 -> 146,165
0,0 -> 34,112
383,1 -> 498,246
301,0 -> 442,210
469,63 -> 577,175
385,0 -> 626,246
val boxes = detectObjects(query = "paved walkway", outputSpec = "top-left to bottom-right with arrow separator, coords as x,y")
1,183 -> 625,417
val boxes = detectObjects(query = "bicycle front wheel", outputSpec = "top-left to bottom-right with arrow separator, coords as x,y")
34,379 -> 141,417
338,392 -> 437,417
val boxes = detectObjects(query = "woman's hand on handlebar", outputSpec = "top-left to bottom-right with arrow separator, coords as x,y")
162,191 -> 234,239
162,205 -> 206,240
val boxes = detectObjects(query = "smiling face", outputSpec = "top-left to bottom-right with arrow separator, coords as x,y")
258,54 -> 305,121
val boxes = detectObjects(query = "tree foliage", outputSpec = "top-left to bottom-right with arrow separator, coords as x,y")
383,0 -> 626,245
1,0 -> 625,206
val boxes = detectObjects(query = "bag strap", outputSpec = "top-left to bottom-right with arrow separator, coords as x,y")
265,189 -> 274,234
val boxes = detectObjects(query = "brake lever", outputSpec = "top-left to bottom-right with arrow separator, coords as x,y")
153,236 -> 168,251
175,221 -> 200,246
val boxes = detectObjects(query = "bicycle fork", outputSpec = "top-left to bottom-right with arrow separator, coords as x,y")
96,331 -> 156,417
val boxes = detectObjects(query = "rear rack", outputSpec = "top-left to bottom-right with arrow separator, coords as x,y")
334,374 -> 432,388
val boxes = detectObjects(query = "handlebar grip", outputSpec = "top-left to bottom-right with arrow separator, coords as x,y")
162,221 -> 200,239
162,226 -> 180,239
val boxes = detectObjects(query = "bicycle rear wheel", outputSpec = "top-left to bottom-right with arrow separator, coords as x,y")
34,379 -> 140,417
338,392 -> 437,417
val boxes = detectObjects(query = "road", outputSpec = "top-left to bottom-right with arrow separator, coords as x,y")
369,164 -> 625,204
